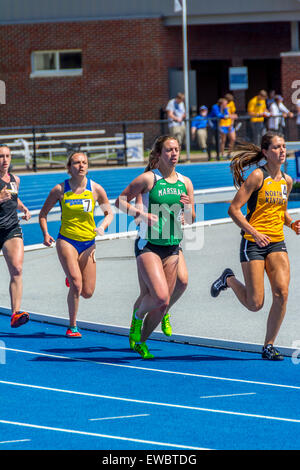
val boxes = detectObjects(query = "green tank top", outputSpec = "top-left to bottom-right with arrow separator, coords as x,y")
139,169 -> 187,246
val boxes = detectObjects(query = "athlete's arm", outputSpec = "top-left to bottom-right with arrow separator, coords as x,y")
17,198 -> 31,221
228,169 -> 272,247
93,183 -> 114,236
39,183 -> 63,246
115,172 -> 158,226
285,174 -> 300,234
181,177 -> 196,224
13,174 -> 31,220
134,193 -> 144,226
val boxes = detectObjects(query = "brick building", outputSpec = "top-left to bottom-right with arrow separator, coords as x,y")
1,1 -> 300,130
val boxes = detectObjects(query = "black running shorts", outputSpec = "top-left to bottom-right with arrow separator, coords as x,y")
0,224 -> 23,251
135,238 -> 180,259
240,237 -> 287,263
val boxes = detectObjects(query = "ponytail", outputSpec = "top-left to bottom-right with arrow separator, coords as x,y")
230,131 -> 283,188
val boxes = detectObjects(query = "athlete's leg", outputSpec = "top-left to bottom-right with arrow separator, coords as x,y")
169,249 -> 188,309
140,254 -> 179,343
226,260 -> 265,311
2,237 -> 24,315
135,251 -> 171,320
264,251 -> 290,347
227,129 -> 236,155
56,238 -> 82,327
79,245 -> 96,299
220,131 -> 226,156
133,269 -> 149,312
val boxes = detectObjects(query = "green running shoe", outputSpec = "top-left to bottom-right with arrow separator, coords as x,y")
161,313 -> 172,337
129,310 -> 143,345
134,342 -> 154,359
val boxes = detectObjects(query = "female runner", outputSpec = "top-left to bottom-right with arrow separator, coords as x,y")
0,144 -> 31,327
39,152 -> 113,337
211,132 -> 300,360
116,135 -> 195,359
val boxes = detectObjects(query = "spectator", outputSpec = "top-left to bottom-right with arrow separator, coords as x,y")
266,90 -> 276,110
269,95 -> 293,136
191,105 -> 208,151
208,98 -> 234,159
166,92 -> 186,146
247,90 -> 269,146
219,93 -> 238,157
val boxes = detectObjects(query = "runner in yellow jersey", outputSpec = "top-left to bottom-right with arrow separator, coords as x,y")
211,132 -> 300,361
39,152 -> 113,338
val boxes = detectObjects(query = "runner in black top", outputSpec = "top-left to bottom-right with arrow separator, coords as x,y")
0,144 -> 31,327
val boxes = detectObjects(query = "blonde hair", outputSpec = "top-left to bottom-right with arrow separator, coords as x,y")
144,135 -> 180,172
230,131 -> 283,188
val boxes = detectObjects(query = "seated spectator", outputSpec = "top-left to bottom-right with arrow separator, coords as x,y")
268,94 -> 293,136
191,105 -> 208,151
166,92 -> 186,146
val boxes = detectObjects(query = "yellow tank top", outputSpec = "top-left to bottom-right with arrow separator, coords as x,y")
243,167 -> 288,243
220,101 -> 236,127
59,178 -> 96,241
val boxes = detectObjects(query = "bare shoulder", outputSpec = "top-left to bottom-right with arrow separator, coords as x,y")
50,182 -> 64,198
182,175 -> 193,188
244,168 -> 264,190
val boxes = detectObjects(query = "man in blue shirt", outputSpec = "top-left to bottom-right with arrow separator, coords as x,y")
191,105 -> 208,151
209,98 -> 229,128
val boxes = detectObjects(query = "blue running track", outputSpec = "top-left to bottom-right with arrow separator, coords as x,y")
0,315 -> 300,451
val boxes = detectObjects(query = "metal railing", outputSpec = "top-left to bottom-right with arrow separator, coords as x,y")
0,114 -> 299,171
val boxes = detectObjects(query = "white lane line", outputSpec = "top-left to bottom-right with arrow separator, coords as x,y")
89,414 -> 149,421
0,439 -> 31,444
0,346 -> 299,391
0,420 -> 206,450
0,380 -> 300,424
200,393 -> 256,399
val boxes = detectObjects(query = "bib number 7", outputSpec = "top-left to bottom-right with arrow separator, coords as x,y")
82,199 -> 92,212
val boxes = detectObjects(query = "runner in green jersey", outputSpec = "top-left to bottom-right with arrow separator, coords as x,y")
115,135 -> 195,359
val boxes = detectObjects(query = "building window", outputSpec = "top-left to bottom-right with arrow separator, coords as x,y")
31,50 -> 82,77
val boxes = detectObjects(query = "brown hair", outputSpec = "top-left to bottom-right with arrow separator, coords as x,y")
66,151 -> 88,173
224,93 -> 234,102
230,131 -> 284,188
144,135 -> 180,172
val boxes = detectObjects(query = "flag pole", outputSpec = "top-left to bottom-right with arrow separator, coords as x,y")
181,0 -> 190,162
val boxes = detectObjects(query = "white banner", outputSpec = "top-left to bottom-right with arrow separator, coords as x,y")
174,0 -> 182,12
115,133 -> 144,163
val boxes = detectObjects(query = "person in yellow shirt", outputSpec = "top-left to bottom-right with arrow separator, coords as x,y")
247,90 -> 269,145
219,93 -> 238,157
211,131 -> 300,361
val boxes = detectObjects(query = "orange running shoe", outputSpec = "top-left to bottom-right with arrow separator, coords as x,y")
11,311 -> 29,328
66,327 -> 82,338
